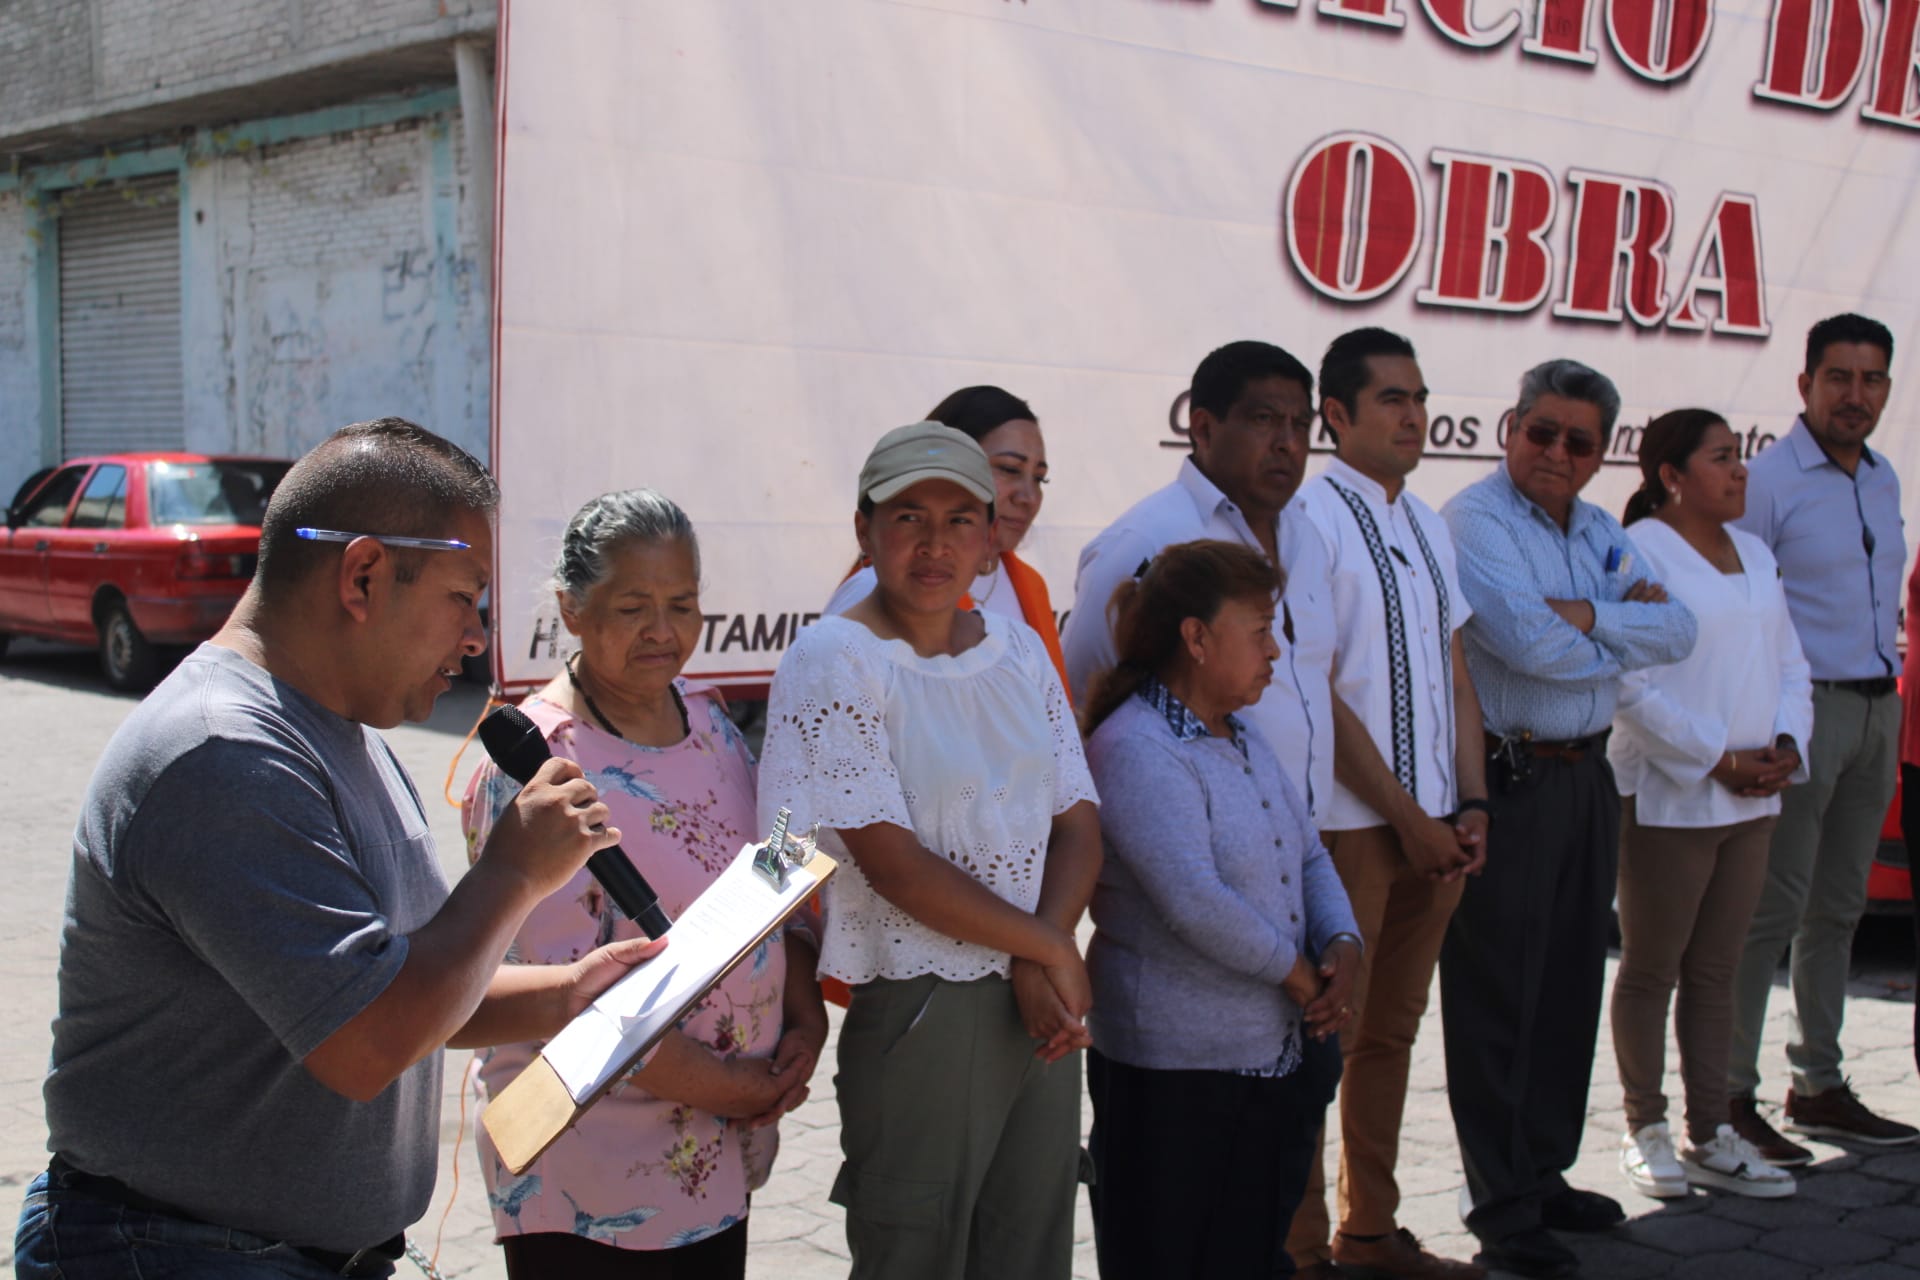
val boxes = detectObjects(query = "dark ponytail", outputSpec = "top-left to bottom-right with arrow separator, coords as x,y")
1621,481 -> 1663,527
925,385 -> 1037,442
1622,408 -> 1727,526
1081,540 -> 1283,733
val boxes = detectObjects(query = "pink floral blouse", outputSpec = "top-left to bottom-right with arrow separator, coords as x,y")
461,682 -> 786,1252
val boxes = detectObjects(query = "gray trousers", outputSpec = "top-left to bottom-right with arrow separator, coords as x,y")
1728,684 -> 1900,1097
831,973 -> 1080,1280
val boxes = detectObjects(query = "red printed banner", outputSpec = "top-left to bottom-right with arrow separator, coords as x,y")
493,0 -> 1919,690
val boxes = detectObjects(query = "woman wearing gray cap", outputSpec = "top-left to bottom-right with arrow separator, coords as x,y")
758,421 -> 1102,1280
825,387 -> 1069,692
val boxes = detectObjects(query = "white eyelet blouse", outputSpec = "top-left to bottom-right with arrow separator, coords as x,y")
758,611 -> 1098,984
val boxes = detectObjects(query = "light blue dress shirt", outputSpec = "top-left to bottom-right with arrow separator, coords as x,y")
1732,418 -> 1905,682
1443,463 -> 1698,741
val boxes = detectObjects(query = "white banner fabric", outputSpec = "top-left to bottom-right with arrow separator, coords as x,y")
493,0 -> 1920,690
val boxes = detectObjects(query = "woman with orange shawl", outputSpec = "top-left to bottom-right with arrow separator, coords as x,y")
825,386 -> 1068,692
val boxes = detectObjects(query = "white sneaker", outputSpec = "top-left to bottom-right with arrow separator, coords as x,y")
1681,1125 -> 1798,1198
1621,1123 -> 1689,1198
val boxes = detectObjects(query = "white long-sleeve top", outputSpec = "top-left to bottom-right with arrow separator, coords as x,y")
1608,520 -> 1813,828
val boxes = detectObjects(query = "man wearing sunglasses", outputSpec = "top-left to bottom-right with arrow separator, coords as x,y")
1439,360 -> 1698,1278
1725,314 -> 1914,1162
19,419 -> 664,1280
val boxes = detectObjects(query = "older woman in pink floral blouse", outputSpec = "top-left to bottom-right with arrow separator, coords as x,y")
463,490 -> 825,1280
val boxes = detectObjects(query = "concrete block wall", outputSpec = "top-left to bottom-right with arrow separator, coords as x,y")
300,0 -> 471,49
181,110 -> 490,468
95,2 -> 297,98
0,0 -> 95,128
0,0 -> 493,127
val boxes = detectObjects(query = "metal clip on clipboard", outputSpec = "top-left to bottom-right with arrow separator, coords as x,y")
751,806 -> 819,891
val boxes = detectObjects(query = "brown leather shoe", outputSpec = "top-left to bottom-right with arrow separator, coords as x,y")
1333,1228 -> 1486,1280
1729,1092 -> 1812,1166
1785,1081 -> 1920,1145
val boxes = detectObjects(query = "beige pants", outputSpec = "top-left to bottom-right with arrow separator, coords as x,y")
1611,798 -> 1774,1143
1287,825 -> 1463,1264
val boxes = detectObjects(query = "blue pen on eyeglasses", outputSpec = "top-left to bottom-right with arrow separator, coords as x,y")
295,527 -> 470,552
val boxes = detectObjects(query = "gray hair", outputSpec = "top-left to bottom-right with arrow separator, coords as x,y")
553,489 -> 700,606
1515,359 -> 1622,437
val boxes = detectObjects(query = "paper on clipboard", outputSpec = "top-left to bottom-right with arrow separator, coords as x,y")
541,832 -> 831,1104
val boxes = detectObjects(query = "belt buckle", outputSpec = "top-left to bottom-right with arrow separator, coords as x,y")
1493,731 -> 1534,788
337,1237 -> 403,1277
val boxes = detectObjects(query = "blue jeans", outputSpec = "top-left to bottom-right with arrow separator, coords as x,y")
14,1170 -> 393,1279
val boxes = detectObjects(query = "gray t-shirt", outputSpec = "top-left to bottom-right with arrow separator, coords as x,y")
44,644 -> 451,1250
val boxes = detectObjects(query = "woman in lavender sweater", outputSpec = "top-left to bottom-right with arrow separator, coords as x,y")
1082,539 -> 1361,1280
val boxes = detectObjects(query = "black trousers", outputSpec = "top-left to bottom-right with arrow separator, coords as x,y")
1087,1036 -> 1341,1280
501,1220 -> 747,1280
1440,749 -> 1619,1243
1902,762 -> 1920,1080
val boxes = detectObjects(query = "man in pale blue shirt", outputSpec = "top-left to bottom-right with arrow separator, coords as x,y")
1726,313 -> 1917,1161
1441,360 -> 1697,1279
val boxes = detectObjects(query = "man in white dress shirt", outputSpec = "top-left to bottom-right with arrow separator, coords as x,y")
1063,340 -> 1338,822
1287,329 -> 1488,1280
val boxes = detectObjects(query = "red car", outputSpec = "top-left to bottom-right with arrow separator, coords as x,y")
1870,753 -> 1912,911
0,453 -> 291,689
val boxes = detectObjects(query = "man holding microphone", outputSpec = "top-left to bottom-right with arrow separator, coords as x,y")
16,419 -> 663,1279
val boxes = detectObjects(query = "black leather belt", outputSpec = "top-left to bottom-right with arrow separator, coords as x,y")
1815,678 -> 1898,698
47,1156 -> 403,1276
1485,729 -> 1611,760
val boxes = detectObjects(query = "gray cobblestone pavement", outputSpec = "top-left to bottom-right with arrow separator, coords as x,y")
3,647 -> 1916,1278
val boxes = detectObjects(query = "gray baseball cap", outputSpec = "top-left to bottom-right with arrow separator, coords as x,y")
858,421 -> 996,505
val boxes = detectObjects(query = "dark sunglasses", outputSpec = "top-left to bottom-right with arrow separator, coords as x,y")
1522,423 -> 1601,459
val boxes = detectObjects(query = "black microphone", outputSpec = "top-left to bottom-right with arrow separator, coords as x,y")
478,704 -> 673,938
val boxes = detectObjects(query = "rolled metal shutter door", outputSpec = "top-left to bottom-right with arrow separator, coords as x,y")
58,178 -> 185,456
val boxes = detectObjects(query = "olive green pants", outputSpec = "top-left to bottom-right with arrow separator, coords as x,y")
831,973 -> 1081,1280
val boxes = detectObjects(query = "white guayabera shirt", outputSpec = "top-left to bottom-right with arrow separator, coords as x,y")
1295,457 -> 1473,831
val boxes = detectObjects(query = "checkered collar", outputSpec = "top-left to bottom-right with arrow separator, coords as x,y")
1140,677 -> 1248,755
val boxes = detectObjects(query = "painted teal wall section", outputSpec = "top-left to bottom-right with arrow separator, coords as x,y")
190,88 -> 461,158
9,85 -> 469,482
32,198 -> 59,469
428,117 -> 467,458
0,88 -> 463,197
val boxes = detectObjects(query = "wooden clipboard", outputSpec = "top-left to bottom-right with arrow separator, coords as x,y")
484,819 -> 835,1173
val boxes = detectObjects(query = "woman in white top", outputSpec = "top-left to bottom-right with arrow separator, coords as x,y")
823,386 -> 1070,693
760,421 -> 1101,1280
1609,409 -> 1812,1202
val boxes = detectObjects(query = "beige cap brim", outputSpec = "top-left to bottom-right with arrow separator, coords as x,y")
865,467 -> 995,506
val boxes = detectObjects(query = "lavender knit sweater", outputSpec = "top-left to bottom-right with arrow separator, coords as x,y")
1084,693 -> 1357,1072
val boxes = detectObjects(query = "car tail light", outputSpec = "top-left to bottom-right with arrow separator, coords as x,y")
177,550 -> 254,580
